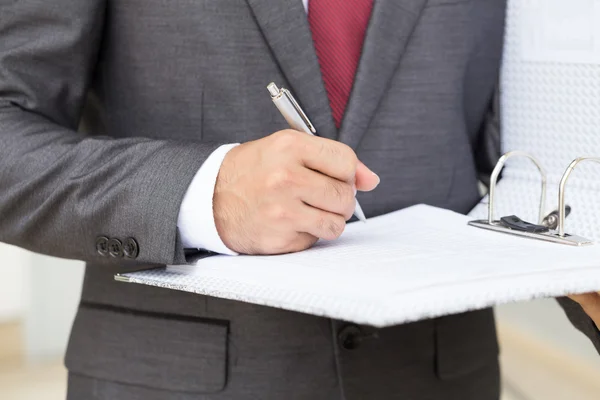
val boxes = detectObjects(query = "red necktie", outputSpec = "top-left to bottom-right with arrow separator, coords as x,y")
308,0 -> 374,128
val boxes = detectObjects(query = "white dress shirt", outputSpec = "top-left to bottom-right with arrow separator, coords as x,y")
177,143 -> 239,255
177,1 -> 310,255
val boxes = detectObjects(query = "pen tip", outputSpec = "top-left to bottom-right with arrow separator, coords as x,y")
354,201 -> 367,223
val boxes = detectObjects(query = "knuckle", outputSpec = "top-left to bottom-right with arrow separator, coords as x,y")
324,140 -> 341,156
327,217 -> 346,239
266,204 -> 289,221
324,181 -> 354,217
300,234 -> 319,250
341,144 -> 358,163
270,237 -> 292,253
317,216 -> 345,240
266,168 -> 295,191
317,140 -> 336,163
331,143 -> 358,179
325,180 -> 345,201
273,129 -> 300,151
316,216 -> 327,233
287,233 -> 317,253
342,154 -> 358,178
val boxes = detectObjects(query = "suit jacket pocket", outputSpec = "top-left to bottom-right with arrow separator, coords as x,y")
65,303 -> 229,393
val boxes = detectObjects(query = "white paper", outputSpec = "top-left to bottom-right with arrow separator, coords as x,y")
123,204 -> 600,327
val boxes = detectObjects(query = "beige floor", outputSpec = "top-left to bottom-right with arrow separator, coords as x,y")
0,359 -> 66,400
499,324 -> 600,400
0,322 -> 66,400
2,322 -> 600,400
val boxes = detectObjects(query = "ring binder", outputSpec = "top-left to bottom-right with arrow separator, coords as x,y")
487,151 -> 547,225
557,157 -> 600,237
541,205 -> 572,230
469,151 -> 596,246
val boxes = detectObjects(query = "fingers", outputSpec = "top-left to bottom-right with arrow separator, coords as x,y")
295,203 -> 347,241
270,130 -> 380,189
296,168 -> 356,220
568,293 -> 594,304
294,133 -> 359,182
256,130 -> 379,252
355,160 -> 380,192
283,232 -> 319,253
217,130 -> 378,256
569,292 -> 600,329
300,135 -> 379,191
252,231 -> 318,255
569,292 -> 600,309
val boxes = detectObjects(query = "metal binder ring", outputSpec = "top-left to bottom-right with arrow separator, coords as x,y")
488,151 -> 547,225
558,157 -> 600,237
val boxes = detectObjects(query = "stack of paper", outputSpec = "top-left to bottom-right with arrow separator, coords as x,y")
119,204 -> 600,327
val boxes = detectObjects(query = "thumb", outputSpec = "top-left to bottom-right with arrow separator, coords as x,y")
355,160 -> 380,192
569,292 -> 600,310
569,292 -> 600,329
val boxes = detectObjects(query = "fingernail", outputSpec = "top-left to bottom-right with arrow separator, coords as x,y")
353,184 -> 357,196
373,172 -> 381,186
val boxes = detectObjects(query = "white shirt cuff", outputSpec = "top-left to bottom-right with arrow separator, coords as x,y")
177,143 -> 240,255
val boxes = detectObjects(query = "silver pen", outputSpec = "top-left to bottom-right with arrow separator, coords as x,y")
267,82 -> 367,222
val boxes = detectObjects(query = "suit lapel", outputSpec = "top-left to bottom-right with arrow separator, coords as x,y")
245,0 -> 337,140
338,0 -> 428,150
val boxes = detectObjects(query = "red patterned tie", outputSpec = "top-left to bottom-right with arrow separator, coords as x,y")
308,0 -> 374,128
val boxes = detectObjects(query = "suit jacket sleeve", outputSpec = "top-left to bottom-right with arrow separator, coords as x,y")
0,1 -> 224,265
474,85 -> 502,188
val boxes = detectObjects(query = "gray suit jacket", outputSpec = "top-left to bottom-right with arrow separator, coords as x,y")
2,0 -> 598,399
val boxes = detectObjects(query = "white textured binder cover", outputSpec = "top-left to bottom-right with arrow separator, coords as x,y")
121,0 -> 600,327
472,0 -> 600,236
124,205 -> 600,327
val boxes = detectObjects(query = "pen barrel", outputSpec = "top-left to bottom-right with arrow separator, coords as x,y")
271,96 -> 315,136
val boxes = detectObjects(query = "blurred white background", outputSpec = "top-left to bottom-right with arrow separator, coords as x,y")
0,243 -> 84,399
0,243 -> 83,361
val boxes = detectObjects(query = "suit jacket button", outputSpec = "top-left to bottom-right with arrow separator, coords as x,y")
123,237 -> 139,259
95,236 -> 109,256
338,325 -> 363,350
108,238 -> 124,258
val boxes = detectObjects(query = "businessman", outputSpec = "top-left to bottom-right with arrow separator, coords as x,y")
2,0 -> 600,399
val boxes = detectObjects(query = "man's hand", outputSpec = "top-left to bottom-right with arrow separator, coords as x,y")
213,130 -> 380,255
569,293 -> 600,329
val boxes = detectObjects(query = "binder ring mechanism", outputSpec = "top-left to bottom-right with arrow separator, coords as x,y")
469,152 -> 599,246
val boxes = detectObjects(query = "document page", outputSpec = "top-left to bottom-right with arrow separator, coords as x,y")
122,204 -> 600,327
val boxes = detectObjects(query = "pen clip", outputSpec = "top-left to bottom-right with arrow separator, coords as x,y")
282,89 -> 317,134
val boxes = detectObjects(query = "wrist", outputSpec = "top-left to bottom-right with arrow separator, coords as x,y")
177,143 -> 240,255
